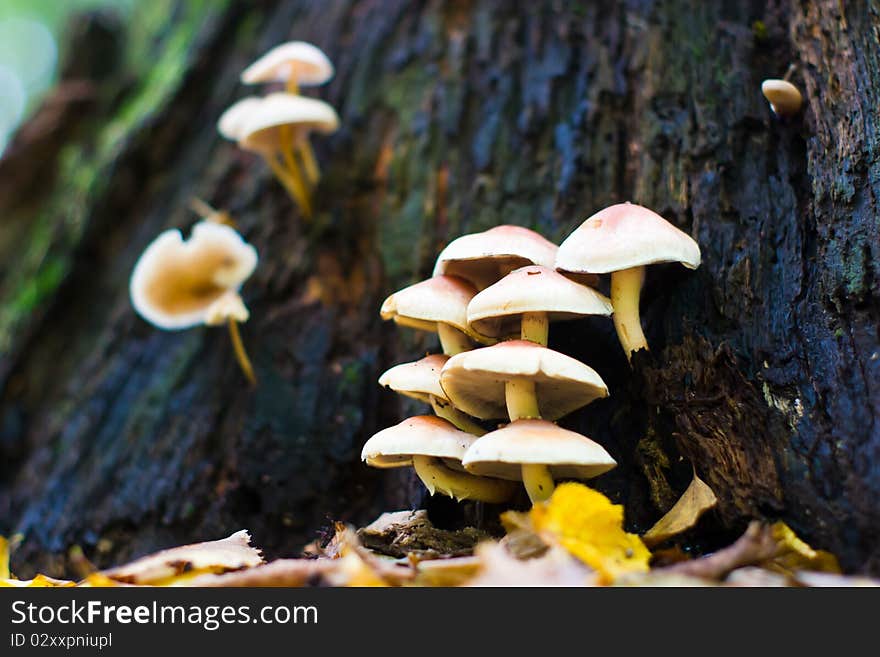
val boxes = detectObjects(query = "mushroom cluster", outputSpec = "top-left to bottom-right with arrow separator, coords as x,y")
217,41 -> 340,219
363,204 -> 701,507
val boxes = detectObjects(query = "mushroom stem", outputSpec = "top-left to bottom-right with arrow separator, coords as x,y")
505,378 -> 540,420
610,266 -> 648,362
227,318 -> 257,386
412,455 -> 515,503
264,153 -> 312,218
285,78 -> 300,95
296,139 -> 321,187
520,311 -> 549,346
521,464 -> 555,503
279,125 -> 313,205
430,396 -> 486,436
437,323 -> 472,356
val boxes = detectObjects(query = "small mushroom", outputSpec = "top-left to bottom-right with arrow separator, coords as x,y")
761,79 -> 803,116
241,42 -> 334,190
462,419 -> 616,503
555,203 -> 701,362
221,93 -> 339,218
361,416 -> 515,503
380,275 -> 494,355
378,354 -> 485,435
241,41 -> 334,95
467,265 -> 612,346
129,221 -> 258,384
433,224 -> 564,290
439,340 -> 608,421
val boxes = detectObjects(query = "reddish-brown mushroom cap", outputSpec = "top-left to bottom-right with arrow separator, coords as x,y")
360,415 -> 478,468
555,203 -> 701,274
467,265 -> 613,338
378,354 -> 449,403
433,225 -> 560,290
461,419 -> 616,481
380,275 -> 491,342
439,340 -> 608,420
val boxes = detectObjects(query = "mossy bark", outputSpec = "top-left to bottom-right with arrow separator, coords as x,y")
1,0 -> 879,575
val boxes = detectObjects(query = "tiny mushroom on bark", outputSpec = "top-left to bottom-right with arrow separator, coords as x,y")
241,41 -> 334,94
378,354 -> 485,435
129,221 -> 259,384
467,265 -> 612,345
761,79 -> 803,117
462,419 -> 616,503
361,416 -> 515,503
555,202 -> 701,362
380,275 -> 494,355
439,340 -> 608,421
433,224 -> 564,290
224,93 -> 339,218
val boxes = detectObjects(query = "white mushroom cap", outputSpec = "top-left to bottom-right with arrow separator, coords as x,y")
380,275 -> 491,342
761,79 -> 803,116
439,340 -> 608,420
130,221 -> 258,330
378,354 -> 449,403
555,203 -> 701,274
239,93 -> 339,153
360,415 -> 477,468
217,96 -> 263,141
241,41 -> 334,87
433,225 -> 559,289
467,265 -> 613,338
462,419 -> 616,481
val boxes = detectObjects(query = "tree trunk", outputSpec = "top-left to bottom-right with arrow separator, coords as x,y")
1,0 -> 878,576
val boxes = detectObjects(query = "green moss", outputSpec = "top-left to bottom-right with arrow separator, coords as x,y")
0,0 -> 225,357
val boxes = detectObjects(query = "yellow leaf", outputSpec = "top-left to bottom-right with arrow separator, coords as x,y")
643,471 -> 717,546
529,483 -> 651,584
767,522 -> 841,574
1,574 -> 75,588
0,536 -> 9,580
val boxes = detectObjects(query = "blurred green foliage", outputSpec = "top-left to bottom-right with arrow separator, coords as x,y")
0,0 -> 137,153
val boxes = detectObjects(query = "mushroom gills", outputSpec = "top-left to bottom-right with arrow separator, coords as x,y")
412,455 -> 515,503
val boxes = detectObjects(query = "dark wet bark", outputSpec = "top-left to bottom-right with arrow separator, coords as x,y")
1,0 -> 878,576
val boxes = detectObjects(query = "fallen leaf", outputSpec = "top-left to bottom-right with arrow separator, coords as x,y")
0,536 -> 9,580
643,471 -> 717,547
765,522 -> 841,574
527,483 -> 651,584
357,509 -> 488,559
414,556 -> 483,587
99,530 -> 263,585
465,542 -> 596,587
1,574 -> 75,588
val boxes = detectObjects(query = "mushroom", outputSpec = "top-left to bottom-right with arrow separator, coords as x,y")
761,79 -> 803,117
129,221 -> 258,384
555,202 -> 701,361
433,224 -> 564,290
462,419 -> 616,503
378,354 -> 486,435
361,416 -> 515,503
241,42 -> 334,190
380,275 -> 494,355
439,340 -> 608,421
222,93 -> 339,218
241,41 -> 334,95
467,265 -> 612,346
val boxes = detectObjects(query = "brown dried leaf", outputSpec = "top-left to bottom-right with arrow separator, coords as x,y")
465,542 -> 597,587
643,471 -> 717,547
100,530 -> 263,585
